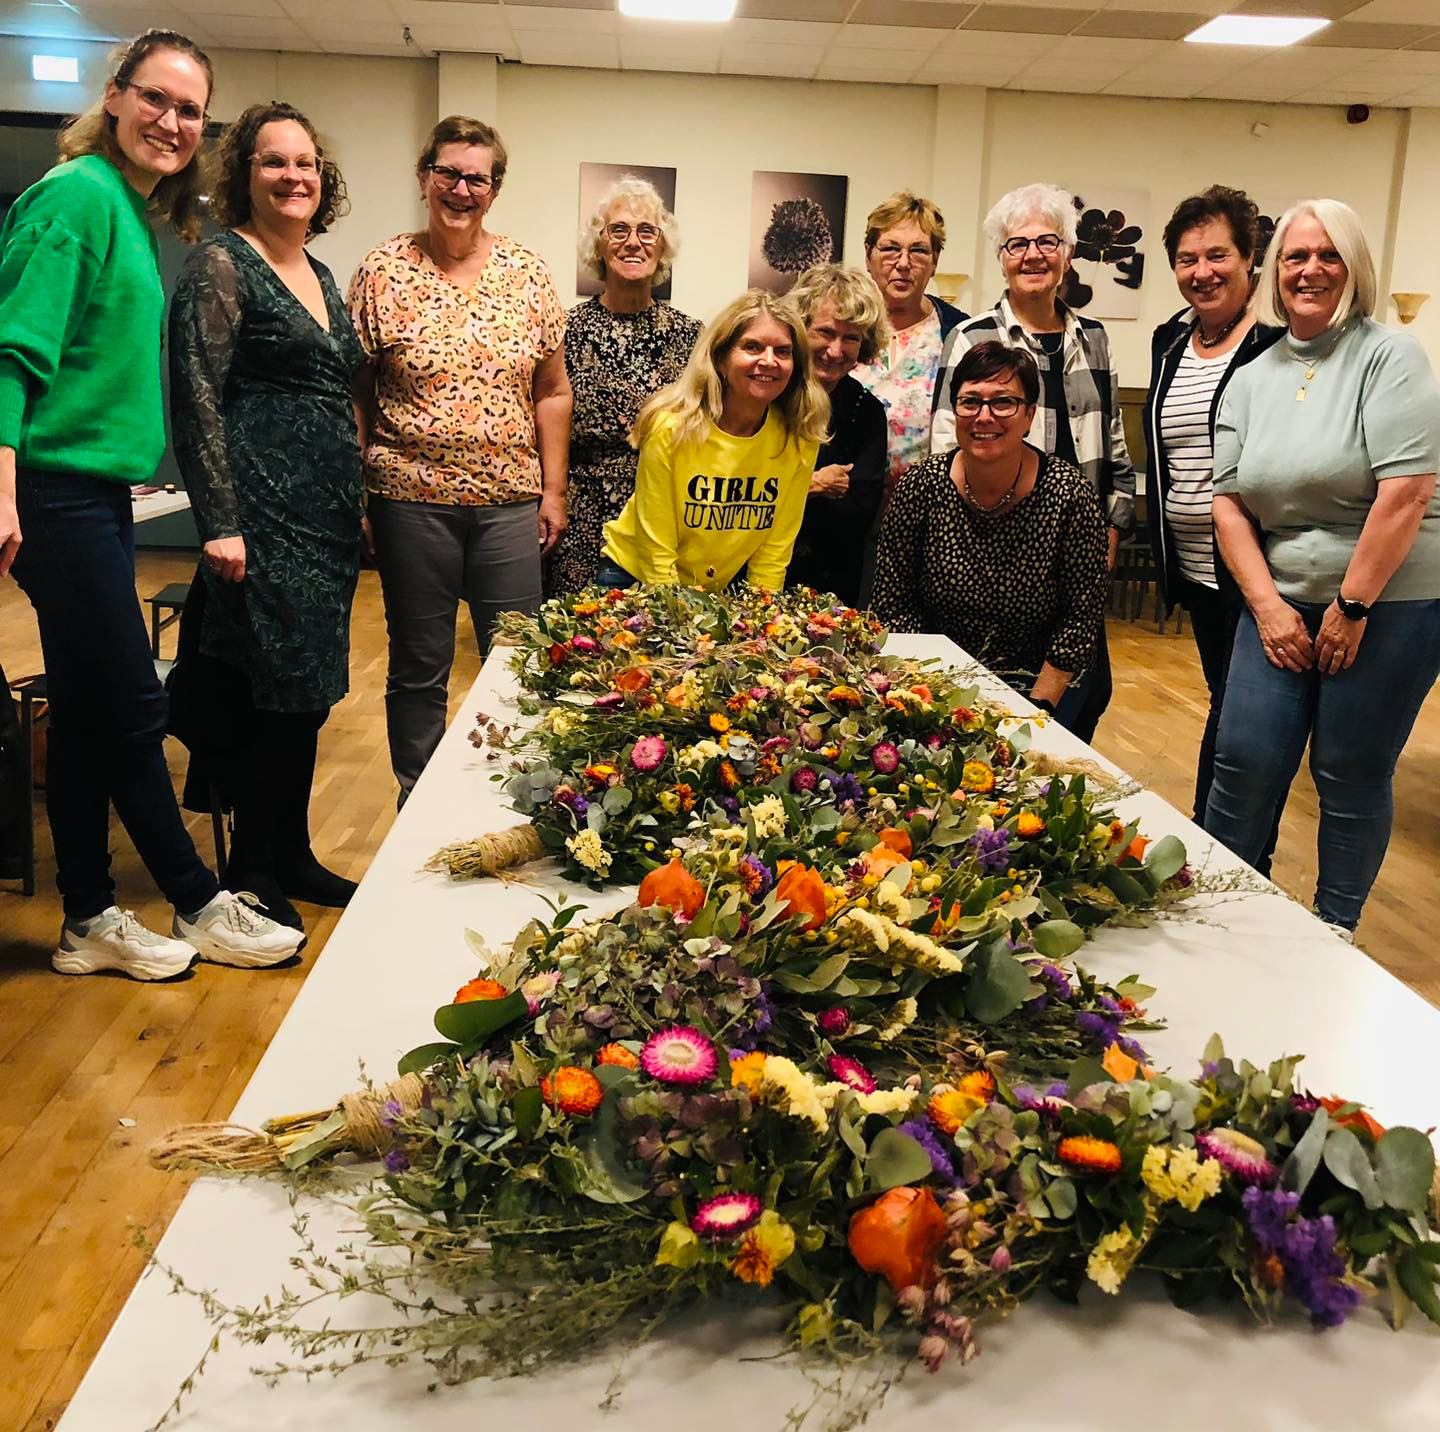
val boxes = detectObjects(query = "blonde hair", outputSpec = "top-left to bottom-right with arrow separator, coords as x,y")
787,264 -> 890,365
983,182 -> 1078,255
1251,198 -> 1376,331
57,28 -> 214,243
578,174 -> 679,285
864,191 -> 946,257
632,289 -> 830,450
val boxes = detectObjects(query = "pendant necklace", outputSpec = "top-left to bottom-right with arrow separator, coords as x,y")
1290,328 -> 1346,403
962,452 -> 1025,514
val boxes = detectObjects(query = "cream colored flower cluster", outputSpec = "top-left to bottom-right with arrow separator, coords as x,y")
749,793 -> 787,842
835,907 -> 965,976
876,995 -> 919,1043
565,828 -> 612,876
755,1056 -> 917,1133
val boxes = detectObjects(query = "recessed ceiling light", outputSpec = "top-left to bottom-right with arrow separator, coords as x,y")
1185,15 -> 1330,46
31,54 -> 80,82
619,0 -> 737,19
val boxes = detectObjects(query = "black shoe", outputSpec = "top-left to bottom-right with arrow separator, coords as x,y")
277,853 -> 357,908
223,869 -> 305,931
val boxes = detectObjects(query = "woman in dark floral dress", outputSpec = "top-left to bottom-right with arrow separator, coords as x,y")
545,175 -> 700,596
168,102 -> 363,927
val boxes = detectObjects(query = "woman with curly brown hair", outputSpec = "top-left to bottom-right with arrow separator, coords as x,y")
168,100 -> 365,927
0,32 -> 302,978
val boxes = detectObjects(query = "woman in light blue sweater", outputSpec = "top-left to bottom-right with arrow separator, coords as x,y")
1206,198 -> 1440,935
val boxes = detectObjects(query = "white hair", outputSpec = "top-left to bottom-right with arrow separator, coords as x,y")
577,174 -> 679,284
1251,198 -> 1376,331
983,182 -> 1078,257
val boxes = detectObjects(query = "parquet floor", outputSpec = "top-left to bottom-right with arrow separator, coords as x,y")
0,557 -> 1436,1431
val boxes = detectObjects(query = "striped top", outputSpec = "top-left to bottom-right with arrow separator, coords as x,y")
1159,343 -> 1235,588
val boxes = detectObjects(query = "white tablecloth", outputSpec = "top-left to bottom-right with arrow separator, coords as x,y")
58,637 -> 1440,1431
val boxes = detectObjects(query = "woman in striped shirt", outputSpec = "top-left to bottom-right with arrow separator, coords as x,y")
1142,186 -> 1282,838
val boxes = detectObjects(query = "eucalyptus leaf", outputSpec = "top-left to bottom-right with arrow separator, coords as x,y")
965,946 -> 1037,1023
573,1088 -> 647,1204
433,990 -> 528,1047
1375,1128 -> 1437,1212
397,1040 -> 458,1077
1282,1107 -> 1329,1196
1067,1055 -> 1110,1098
1143,833 -> 1187,883
511,1086 -> 543,1141
1044,1177 -> 1078,1220
866,1128 -> 934,1191
1323,1126 -> 1383,1210
1397,1249 -> 1440,1327
806,952 -> 850,991
1031,919 -> 1085,960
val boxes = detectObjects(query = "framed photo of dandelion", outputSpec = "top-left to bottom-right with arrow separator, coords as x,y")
749,170 -> 848,295
577,161 -> 678,301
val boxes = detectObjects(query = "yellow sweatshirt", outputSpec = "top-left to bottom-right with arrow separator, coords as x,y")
601,409 -> 818,591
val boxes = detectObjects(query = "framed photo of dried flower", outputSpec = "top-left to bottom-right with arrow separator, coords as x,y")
748,170 -> 848,295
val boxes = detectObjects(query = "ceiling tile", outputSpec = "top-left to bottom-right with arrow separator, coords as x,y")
719,53 -> 819,75
1034,32 -> 1168,62
1303,20 -> 1438,45
190,12 -> 316,43
721,39 -> 821,63
178,0 -> 286,15
848,0 -> 970,24
395,0 -> 500,16
831,22 -> 958,48
500,4 -> 615,30
1074,9 -> 1205,39
937,25 -> 1061,53
914,55 -> 1027,82
815,54 -> 926,79
1006,70 -> 1109,91
964,5 -> 1087,34
281,0 -> 399,18
724,17 -> 840,43
1229,0 -> 1369,15
512,28 -> 618,61
298,17 -> 411,45
737,0 -> 855,20
983,0 -> 1097,8
507,0 -> 611,9
1347,0 -> 1440,18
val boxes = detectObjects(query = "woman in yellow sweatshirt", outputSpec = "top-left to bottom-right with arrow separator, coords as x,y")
599,289 -> 828,591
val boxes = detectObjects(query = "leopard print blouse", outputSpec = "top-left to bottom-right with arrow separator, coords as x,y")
347,233 -> 566,507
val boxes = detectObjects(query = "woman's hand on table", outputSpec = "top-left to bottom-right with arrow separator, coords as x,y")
1316,601 -> 1366,675
810,463 -> 852,499
204,536 -> 246,583
1253,597 -> 1313,671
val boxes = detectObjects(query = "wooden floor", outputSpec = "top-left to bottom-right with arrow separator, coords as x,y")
1,556 -> 1437,1431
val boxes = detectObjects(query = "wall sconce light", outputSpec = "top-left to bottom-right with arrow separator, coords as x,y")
934,272 -> 969,304
1391,292 -> 1429,325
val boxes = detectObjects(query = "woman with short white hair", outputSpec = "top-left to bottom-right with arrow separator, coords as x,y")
930,181 -> 1137,740
546,174 -> 700,595
1205,198 -> 1440,936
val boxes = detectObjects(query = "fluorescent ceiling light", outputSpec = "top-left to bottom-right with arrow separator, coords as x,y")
1185,15 -> 1330,46
31,54 -> 80,83
619,0 -> 737,20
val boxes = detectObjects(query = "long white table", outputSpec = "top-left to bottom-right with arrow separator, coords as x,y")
58,637 -> 1440,1431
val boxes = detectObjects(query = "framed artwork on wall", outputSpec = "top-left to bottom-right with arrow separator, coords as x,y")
748,170 -> 848,295
1061,187 -> 1149,321
577,162 -> 678,301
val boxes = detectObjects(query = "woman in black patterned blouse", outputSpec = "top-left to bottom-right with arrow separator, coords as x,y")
545,175 -> 701,596
168,102 -> 364,927
873,341 -> 1108,726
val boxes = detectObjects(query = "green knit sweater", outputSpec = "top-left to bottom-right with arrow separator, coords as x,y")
0,154 -> 166,483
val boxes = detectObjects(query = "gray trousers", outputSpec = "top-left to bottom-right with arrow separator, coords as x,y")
370,495 -> 541,795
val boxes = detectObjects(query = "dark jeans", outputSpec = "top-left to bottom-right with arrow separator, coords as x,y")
594,556 -> 637,591
1053,622 -> 1112,743
369,495 -> 542,796
12,469 -> 220,922
1204,599 -> 1440,930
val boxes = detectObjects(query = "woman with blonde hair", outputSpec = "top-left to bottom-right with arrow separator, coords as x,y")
546,174 -> 701,596
599,289 -> 828,591
0,30 -> 303,977
784,264 -> 890,603
1206,198 -> 1440,936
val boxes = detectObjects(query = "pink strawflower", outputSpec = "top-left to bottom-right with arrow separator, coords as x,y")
641,1025 -> 718,1086
817,1006 -> 851,1037
827,1054 -> 876,1093
691,1191 -> 763,1242
630,735 -> 668,773
595,691 -> 625,710
989,1245 -> 1012,1274
570,634 -> 600,654
1195,1128 -> 1278,1186
867,671 -> 892,695
870,741 -> 900,775
790,767 -> 819,794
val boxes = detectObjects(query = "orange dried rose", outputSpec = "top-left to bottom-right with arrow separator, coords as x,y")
454,977 -> 509,1004
613,667 -> 651,694
775,863 -> 828,931
848,1186 -> 948,1292
638,858 -> 706,920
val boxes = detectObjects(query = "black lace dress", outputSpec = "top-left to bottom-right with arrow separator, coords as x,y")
545,296 -> 701,596
169,231 -> 364,713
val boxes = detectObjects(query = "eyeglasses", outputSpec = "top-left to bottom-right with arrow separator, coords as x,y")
605,222 -> 660,245
873,243 -> 935,267
1000,234 -> 1063,257
1279,247 -> 1344,270
955,394 -> 1024,418
119,81 -> 207,128
254,153 -> 320,176
428,163 -> 495,194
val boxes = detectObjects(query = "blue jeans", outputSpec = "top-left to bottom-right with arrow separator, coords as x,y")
1203,599 -> 1440,929
1053,621 -> 1112,742
12,470 -> 220,921
594,556 -> 637,591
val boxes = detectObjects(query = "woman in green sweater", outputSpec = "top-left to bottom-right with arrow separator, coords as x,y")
0,30 -> 302,979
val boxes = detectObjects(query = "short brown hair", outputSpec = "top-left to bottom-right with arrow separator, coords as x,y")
950,340 -> 1040,408
418,115 -> 508,191
1163,185 -> 1260,267
864,191 -> 945,258
211,102 -> 349,237
57,28 -> 214,243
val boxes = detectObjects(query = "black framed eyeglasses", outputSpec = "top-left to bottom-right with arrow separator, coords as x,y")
119,81 -> 207,128
955,394 -> 1024,418
1000,233 -> 1063,257
428,163 -> 495,194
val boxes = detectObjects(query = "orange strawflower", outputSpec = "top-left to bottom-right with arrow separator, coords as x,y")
638,858 -> 706,920
862,844 -> 909,879
1057,1135 -> 1124,1173
909,684 -> 933,704
596,1043 -> 640,1070
571,601 -> 601,616
730,1050 -> 768,1093
961,760 -> 996,794
957,1069 -> 997,1102
613,667 -> 651,693
828,684 -> 863,708
709,712 -> 732,733
927,1086 -> 984,1134
1016,811 -> 1046,839
672,782 -> 696,812
540,1066 -> 604,1117
719,760 -> 741,792
584,763 -> 618,785
453,977 -> 509,1004
775,863 -> 828,931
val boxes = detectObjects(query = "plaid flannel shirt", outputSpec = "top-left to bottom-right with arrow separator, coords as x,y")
929,295 -> 1136,532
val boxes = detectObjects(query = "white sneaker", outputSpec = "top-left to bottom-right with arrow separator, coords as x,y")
53,907 -> 198,981
174,890 -> 306,969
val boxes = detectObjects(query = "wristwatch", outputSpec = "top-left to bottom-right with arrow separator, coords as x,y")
1335,591 -> 1371,621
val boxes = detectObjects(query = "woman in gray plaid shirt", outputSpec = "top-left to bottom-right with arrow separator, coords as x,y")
929,182 -> 1136,741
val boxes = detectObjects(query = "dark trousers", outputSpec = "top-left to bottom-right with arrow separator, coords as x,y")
11,469 -> 219,922
1054,622 -> 1112,743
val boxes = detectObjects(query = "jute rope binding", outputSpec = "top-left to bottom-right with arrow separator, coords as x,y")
424,823 -> 547,880
1025,751 -> 1119,791
149,1072 -> 426,1174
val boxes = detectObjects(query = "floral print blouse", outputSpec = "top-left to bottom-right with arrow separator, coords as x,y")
347,233 -> 566,507
851,305 -> 944,484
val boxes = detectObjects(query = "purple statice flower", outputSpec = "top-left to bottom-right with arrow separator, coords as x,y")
739,854 -> 774,898
1116,1034 -> 1150,1064
1076,1009 -> 1122,1049
825,772 -> 866,809
899,1118 -> 958,1186
969,827 -> 1011,874
383,1148 -> 410,1174
730,982 -> 777,1052
1243,1188 -> 1361,1328
1097,994 -> 1124,1015
1243,1186 -> 1302,1251
554,786 -> 589,818
1023,962 -> 1073,1014
379,1098 -> 403,1129
1013,1083 -> 1069,1117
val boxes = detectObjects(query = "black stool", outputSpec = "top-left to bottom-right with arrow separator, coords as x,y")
146,582 -> 191,659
